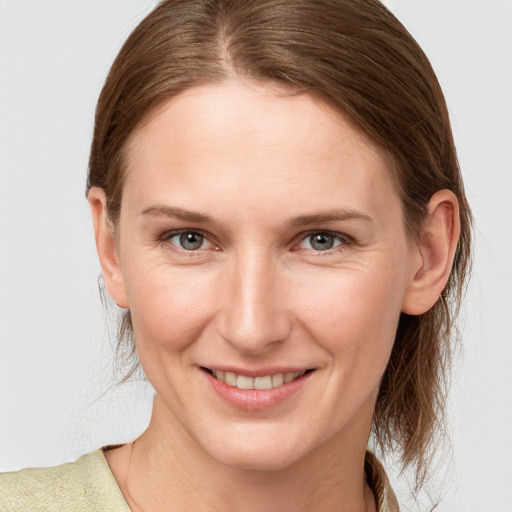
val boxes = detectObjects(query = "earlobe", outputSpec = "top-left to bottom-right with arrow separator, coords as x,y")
87,187 -> 129,308
402,189 -> 460,315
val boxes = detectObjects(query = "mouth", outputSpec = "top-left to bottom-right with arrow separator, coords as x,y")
201,367 -> 314,390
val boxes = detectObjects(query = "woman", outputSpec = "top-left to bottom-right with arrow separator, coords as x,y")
0,0 -> 471,510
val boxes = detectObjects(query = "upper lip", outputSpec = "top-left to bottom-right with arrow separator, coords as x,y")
200,366 -> 314,377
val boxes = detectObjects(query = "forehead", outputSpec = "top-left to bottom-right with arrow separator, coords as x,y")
122,81 -> 399,223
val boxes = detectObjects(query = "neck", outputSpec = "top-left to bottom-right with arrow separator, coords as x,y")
113,395 -> 376,512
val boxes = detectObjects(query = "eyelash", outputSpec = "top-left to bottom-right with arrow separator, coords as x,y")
158,229 -> 214,254
157,229 -> 353,255
295,230 -> 353,254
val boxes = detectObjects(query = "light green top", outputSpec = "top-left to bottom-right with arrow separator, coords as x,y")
0,449 -> 398,511
0,450 -> 131,511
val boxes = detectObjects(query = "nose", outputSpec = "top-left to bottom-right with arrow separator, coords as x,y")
216,250 -> 292,355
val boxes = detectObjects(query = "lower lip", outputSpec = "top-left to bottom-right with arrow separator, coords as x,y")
202,370 -> 313,411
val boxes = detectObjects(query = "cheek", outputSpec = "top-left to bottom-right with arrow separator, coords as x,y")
125,264 -> 216,354
295,262 -> 407,370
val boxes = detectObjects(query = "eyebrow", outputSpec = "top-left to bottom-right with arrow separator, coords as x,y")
140,205 -> 214,223
291,209 -> 373,227
140,204 -> 372,226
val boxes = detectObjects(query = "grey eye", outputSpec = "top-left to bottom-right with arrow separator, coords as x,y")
165,230 -> 213,252
309,233 -> 335,251
299,232 -> 344,251
174,232 -> 205,250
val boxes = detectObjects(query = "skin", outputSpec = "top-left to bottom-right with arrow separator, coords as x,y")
89,81 -> 460,512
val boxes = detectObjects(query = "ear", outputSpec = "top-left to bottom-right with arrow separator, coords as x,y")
87,187 -> 129,308
402,189 -> 460,315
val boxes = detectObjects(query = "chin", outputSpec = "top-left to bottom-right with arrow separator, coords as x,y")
197,423 -> 315,472
213,446 -> 303,472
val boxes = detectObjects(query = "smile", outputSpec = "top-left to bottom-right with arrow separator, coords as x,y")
201,367 -> 315,410
208,369 -> 308,390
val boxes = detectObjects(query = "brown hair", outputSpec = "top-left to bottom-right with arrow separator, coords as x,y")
87,0 -> 472,489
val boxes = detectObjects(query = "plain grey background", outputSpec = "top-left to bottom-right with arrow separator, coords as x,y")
1,1 -> 511,510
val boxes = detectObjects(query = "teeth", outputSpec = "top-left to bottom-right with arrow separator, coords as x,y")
211,370 -> 305,389
224,371 -> 237,386
272,373 -> 284,387
284,372 -> 296,383
236,375 -> 254,389
254,375 -> 272,390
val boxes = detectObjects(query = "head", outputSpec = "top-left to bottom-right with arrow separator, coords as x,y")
87,0 -> 471,487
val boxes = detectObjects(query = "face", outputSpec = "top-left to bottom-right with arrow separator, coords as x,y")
110,81 -> 419,470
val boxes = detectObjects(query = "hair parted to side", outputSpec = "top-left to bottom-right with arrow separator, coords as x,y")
87,0 -> 472,490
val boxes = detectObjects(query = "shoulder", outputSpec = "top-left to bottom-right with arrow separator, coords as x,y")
0,450 -> 131,512
365,450 -> 400,512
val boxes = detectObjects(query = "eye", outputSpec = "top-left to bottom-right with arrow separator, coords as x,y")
165,230 -> 213,251
299,232 -> 346,251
